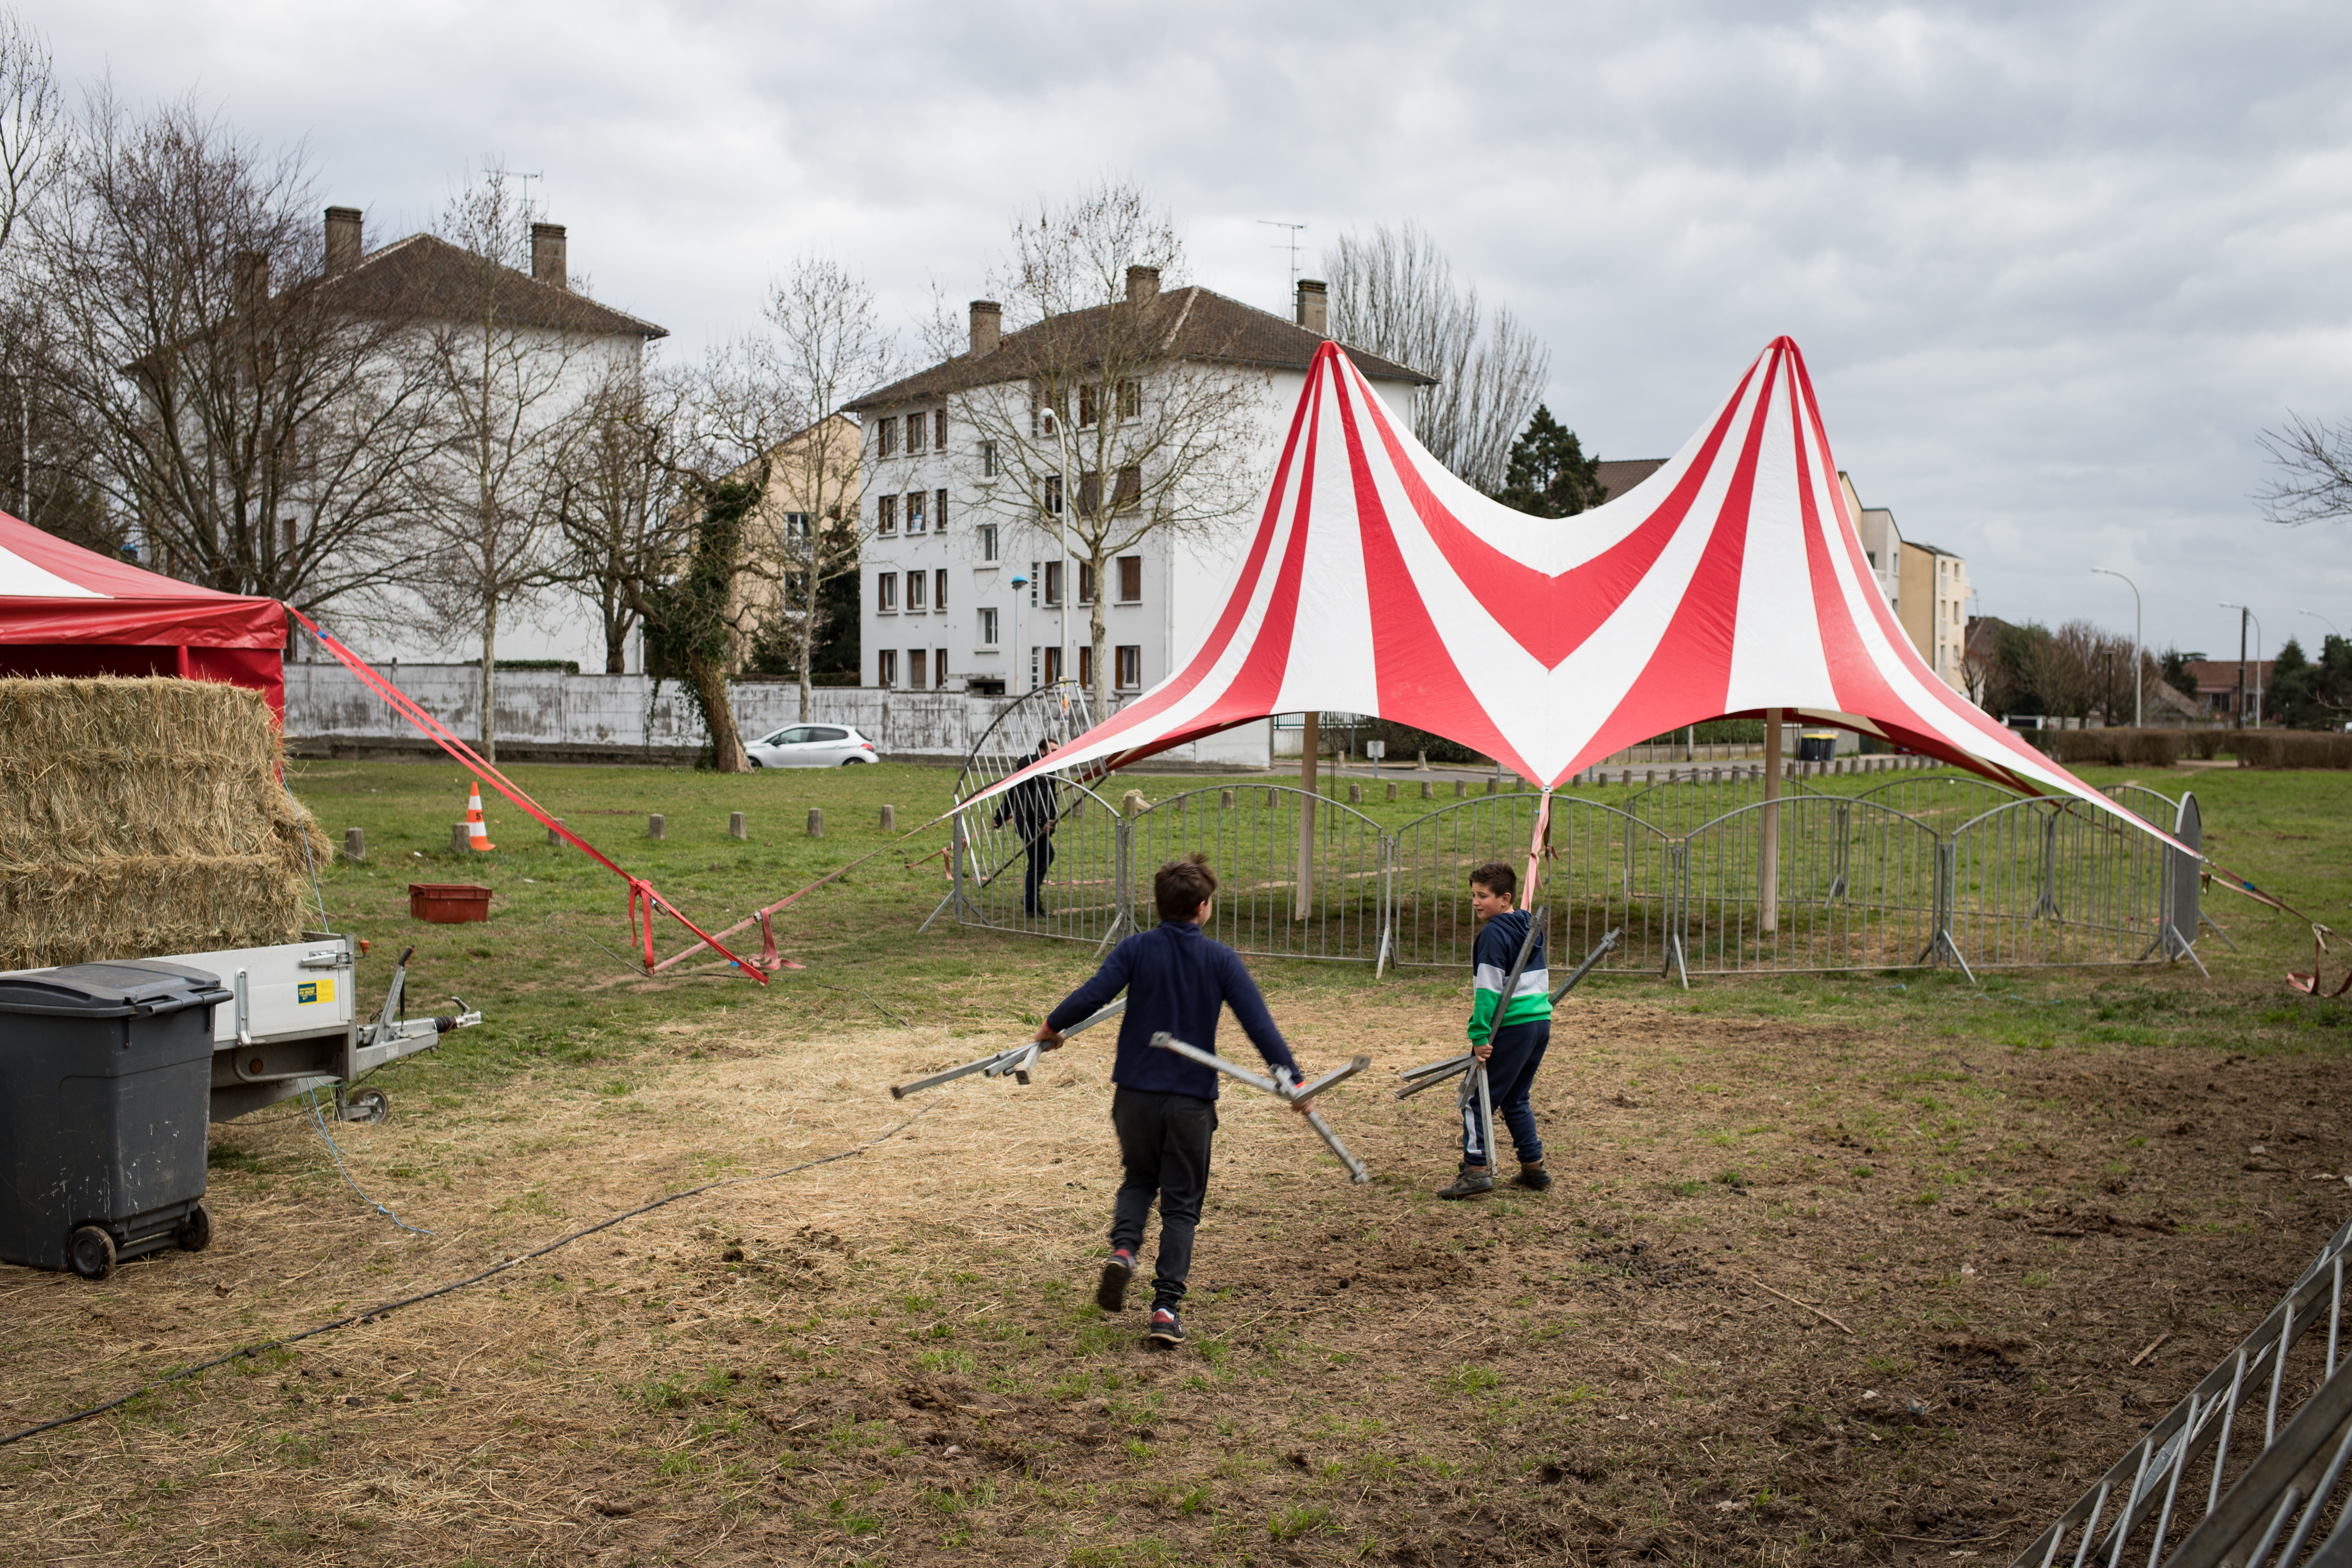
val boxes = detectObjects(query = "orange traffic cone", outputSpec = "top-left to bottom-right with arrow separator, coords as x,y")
464,783 -> 496,851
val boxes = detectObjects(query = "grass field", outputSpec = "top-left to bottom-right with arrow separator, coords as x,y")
3,755 -> 2349,1566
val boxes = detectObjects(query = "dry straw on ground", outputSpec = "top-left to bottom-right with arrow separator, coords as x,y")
0,676 -> 328,969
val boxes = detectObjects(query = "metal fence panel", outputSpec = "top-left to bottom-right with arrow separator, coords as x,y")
1676,796 -> 1943,973
1125,786 -> 1391,964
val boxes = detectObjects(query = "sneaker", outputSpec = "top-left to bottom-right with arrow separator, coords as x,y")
1145,1306 -> 1186,1346
1436,1164 -> 1495,1200
1096,1248 -> 1134,1311
1514,1161 -> 1553,1193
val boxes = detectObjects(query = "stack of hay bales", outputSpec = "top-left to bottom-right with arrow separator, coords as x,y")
0,677 -> 329,970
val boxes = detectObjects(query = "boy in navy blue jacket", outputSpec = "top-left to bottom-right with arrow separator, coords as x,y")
1034,853 -> 1309,1347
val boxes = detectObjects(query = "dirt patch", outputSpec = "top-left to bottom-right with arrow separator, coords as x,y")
4,992 -> 2349,1566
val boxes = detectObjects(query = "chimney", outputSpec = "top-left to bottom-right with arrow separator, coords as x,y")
1295,278 -> 1328,335
324,206 -> 362,274
1126,265 -> 1160,306
234,250 -> 270,315
531,222 -> 568,290
969,299 -> 1001,356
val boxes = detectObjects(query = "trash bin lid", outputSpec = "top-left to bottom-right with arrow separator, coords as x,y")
0,959 -> 225,1017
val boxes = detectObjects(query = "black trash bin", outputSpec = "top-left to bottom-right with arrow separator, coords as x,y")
0,960 -> 230,1280
1798,731 -> 1838,763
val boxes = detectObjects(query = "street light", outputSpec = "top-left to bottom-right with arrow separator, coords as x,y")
1009,574 -> 1028,692
2298,608 -> 2340,642
2219,603 -> 2263,728
2090,568 -> 2141,728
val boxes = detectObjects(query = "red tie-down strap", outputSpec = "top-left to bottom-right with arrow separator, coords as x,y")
2289,925 -> 2352,999
285,609 -> 767,985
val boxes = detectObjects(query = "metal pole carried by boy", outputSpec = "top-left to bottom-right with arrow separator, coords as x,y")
1438,860 -> 1555,1199
1030,853 -> 1317,1349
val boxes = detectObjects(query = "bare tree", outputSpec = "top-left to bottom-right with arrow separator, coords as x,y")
2257,412 -> 2352,527
1322,220 -> 1550,494
553,359 -> 695,674
937,181 -> 1270,721
30,90 -> 439,613
0,7 -> 58,259
723,255 -> 893,721
411,163 -> 612,764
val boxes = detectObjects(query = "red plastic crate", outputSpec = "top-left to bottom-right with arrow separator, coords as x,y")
408,883 -> 492,923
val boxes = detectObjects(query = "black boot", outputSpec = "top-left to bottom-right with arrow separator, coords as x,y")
1436,1162 -> 1494,1200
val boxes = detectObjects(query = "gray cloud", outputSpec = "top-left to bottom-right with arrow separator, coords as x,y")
49,0 -> 2352,663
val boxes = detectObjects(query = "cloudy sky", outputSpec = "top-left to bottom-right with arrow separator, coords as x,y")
47,0 -> 2352,666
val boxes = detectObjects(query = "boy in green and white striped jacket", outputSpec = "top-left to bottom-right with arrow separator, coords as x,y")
1438,861 -> 1554,1200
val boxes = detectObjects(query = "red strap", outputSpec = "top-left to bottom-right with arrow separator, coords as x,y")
287,609 -> 767,985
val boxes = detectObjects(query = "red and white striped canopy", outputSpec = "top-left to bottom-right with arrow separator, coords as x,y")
983,336 -> 2159,840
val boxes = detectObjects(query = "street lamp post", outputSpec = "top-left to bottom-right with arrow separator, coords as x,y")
2091,568 -> 2141,728
1009,574 -> 1028,693
2298,608 -> 2341,643
2219,603 -> 2263,728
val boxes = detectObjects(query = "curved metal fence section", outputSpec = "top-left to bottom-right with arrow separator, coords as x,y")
2010,1215 -> 2352,1568
1124,786 -> 1391,965
1676,796 -> 1943,975
946,770 -> 2197,983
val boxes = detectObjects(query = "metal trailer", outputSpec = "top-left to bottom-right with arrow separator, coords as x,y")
7,935 -> 478,1125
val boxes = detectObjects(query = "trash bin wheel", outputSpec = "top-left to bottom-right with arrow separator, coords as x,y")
346,1088 -> 390,1124
69,1226 -> 116,1281
176,1203 -> 212,1253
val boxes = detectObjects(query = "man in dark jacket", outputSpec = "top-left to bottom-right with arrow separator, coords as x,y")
1034,853 -> 1310,1347
993,737 -> 1061,916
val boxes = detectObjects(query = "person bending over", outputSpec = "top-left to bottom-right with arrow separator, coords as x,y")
1438,860 -> 1554,1200
1034,854 -> 1310,1347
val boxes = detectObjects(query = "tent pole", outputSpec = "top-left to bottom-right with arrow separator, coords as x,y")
1295,712 -> 1319,921
1761,709 -> 1782,935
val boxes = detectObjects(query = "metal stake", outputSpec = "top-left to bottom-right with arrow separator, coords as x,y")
890,998 -> 1125,1099
1149,1031 -> 1371,1183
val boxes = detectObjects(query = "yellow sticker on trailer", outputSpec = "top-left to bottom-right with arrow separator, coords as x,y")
298,979 -> 333,1004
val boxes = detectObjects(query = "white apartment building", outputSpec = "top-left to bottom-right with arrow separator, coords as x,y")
847,275 -> 1430,763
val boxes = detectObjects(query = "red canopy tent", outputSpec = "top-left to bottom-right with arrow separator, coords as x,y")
973,336 -> 2176,850
0,510 -> 287,720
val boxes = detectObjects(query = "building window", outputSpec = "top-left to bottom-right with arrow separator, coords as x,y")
1043,474 -> 1063,516
1029,564 -> 1039,606
934,409 -> 946,450
1114,464 -> 1141,512
907,648 -> 926,688
1029,646 -> 1039,689
978,606 -> 999,647
1030,389 -> 1060,438
906,491 -> 926,534
878,648 -> 898,687
1116,644 -> 1141,689
877,571 -> 898,612
935,487 -> 947,533
1078,470 -> 1101,516
784,511 -> 810,542
934,649 -> 947,689
1078,562 -> 1096,604
1078,645 -> 1094,690
1078,382 -> 1100,428
906,412 -> 925,454
979,523 -> 999,562
906,570 -> 926,612
935,568 -> 948,611
1118,379 -> 1140,419
1117,555 -> 1142,603
980,439 -> 998,477
1043,561 -> 1063,606
1043,646 -> 1063,683
878,417 -> 896,459
878,494 -> 897,534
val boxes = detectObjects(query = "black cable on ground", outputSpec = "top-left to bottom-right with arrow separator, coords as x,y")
0,1108 -> 931,1448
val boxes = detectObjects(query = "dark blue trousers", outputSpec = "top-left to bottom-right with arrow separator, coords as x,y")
1459,1020 -> 1548,1167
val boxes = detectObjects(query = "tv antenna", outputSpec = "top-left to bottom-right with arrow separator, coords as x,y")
1257,220 -> 1306,305
515,170 -> 546,226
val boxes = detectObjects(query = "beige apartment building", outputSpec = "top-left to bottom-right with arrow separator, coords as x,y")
725,413 -> 864,670
1837,471 -> 1970,696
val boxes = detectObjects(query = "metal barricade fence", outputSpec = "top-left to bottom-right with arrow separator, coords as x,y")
950,774 -> 2198,983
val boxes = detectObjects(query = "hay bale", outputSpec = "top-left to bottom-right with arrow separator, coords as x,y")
0,677 -> 328,969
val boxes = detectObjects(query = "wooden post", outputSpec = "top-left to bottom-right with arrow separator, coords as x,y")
450,823 -> 468,855
806,807 -> 824,838
1295,713 -> 1318,920
1348,782 -> 1362,804
729,811 -> 747,840
547,817 -> 564,846
1761,708 -> 1782,935
648,813 -> 666,841
878,804 -> 896,833
342,827 -> 365,863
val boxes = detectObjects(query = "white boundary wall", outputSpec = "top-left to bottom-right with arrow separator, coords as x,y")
284,662 -> 1271,767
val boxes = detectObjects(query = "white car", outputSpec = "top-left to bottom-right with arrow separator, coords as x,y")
746,723 -> 878,767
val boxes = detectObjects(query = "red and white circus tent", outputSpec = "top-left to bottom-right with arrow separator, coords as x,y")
977,335 -> 2171,845
0,510 -> 288,719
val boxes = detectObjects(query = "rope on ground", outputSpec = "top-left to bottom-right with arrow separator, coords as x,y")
301,1084 -> 433,1236
0,1107 -> 932,1448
